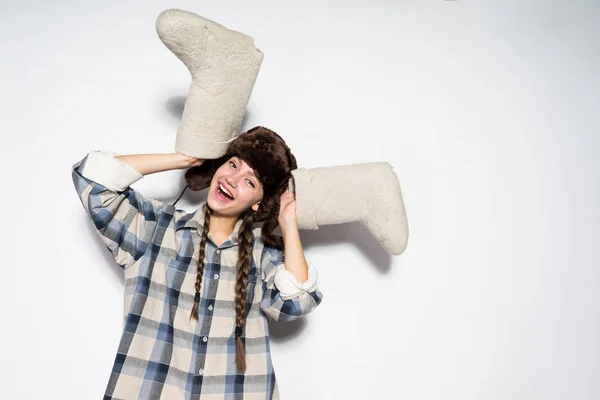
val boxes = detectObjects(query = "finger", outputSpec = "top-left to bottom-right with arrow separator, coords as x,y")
284,194 -> 295,204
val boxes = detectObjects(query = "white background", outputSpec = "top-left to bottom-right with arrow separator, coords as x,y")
1,0 -> 599,399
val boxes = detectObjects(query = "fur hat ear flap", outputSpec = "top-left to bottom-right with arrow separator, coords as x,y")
184,155 -> 228,191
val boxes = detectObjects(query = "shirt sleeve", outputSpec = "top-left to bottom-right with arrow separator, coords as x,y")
260,244 -> 323,322
71,150 -> 168,270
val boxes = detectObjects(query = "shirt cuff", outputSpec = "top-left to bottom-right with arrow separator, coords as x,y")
273,261 -> 319,300
80,150 -> 143,192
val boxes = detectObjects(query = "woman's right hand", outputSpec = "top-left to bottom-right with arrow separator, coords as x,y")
174,153 -> 205,169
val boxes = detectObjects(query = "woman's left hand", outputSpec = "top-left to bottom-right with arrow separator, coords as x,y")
278,189 -> 298,235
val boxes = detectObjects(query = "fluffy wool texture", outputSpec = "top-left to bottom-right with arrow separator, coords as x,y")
185,126 -> 297,249
156,9 -> 264,159
291,162 -> 409,255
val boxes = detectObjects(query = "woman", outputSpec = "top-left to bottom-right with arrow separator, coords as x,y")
71,126 -> 323,399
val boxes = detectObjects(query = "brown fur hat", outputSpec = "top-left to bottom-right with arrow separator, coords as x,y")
184,126 -> 297,243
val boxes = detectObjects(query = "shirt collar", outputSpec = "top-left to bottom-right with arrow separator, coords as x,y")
175,206 -> 244,246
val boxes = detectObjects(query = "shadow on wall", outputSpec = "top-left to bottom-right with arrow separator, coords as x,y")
270,223 -> 393,341
268,317 -> 308,343
165,95 -> 185,122
299,223 -> 393,274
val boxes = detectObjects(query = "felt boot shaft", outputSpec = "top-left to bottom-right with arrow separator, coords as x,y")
290,163 -> 408,255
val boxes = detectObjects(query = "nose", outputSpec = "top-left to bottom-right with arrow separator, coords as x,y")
225,176 -> 236,188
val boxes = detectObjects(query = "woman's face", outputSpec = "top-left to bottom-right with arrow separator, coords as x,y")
207,156 -> 264,217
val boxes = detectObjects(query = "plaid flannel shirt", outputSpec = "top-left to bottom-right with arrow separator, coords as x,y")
71,150 -> 323,400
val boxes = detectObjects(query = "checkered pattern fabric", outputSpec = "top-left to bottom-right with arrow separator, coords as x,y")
71,152 -> 323,399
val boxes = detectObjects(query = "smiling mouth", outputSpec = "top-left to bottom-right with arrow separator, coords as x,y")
216,183 -> 235,201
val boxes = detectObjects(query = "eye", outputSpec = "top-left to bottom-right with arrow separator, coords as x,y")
246,179 -> 256,188
229,160 -> 237,169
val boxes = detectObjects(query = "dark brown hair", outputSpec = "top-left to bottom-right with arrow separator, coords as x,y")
187,126 -> 297,372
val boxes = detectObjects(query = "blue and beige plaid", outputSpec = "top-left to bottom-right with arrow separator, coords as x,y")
71,153 -> 323,399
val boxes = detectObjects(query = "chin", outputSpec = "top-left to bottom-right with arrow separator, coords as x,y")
207,192 -> 227,211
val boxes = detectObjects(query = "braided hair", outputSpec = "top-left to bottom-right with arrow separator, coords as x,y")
184,126 -> 298,373
188,205 -> 256,372
189,204 -> 211,320
233,208 -> 255,371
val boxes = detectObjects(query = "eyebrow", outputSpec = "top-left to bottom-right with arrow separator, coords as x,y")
249,169 -> 259,180
233,157 -> 258,178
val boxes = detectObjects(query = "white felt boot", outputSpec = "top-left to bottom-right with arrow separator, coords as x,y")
156,9 -> 264,159
290,163 -> 409,256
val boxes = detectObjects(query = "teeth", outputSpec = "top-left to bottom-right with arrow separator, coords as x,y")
219,183 -> 234,199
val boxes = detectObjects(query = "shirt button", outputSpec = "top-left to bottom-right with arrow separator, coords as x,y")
216,249 -> 220,254
202,336 -> 208,343
198,368 -> 204,375
214,273 -> 219,279
208,304 -> 213,311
